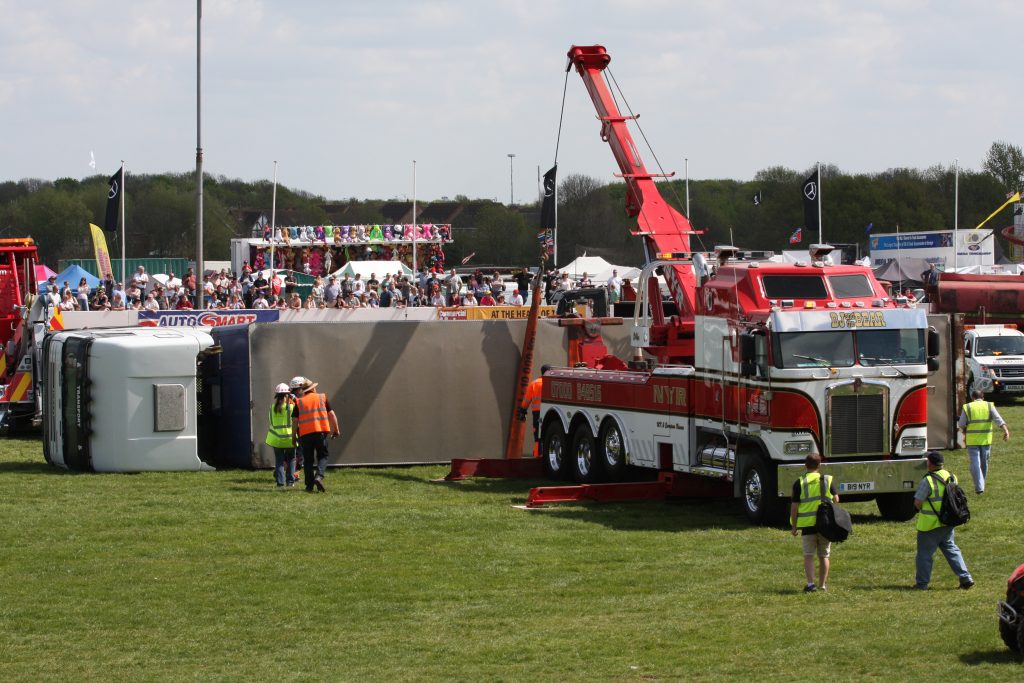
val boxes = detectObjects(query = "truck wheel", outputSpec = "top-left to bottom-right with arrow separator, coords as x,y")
740,456 -> 782,525
875,492 -> 917,521
597,420 -> 626,482
541,422 -> 569,480
999,619 -> 1020,652
571,423 -> 601,484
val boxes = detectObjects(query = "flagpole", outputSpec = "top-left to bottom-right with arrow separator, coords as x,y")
554,176 -> 559,267
194,0 -> 204,308
897,222 -> 902,291
685,158 -> 690,217
412,160 -> 417,275
953,158 -> 959,272
817,162 -> 822,244
119,160 -> 125,287
270,161 -> 278,282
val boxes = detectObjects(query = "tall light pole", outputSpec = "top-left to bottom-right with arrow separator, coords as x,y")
507,153 -> 515,206
412,159 -> 417,274
194,0 -> 204,307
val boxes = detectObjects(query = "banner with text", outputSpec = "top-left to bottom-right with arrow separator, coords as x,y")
138,310 -> 280,327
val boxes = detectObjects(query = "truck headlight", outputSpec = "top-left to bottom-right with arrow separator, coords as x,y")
900,436 -> 927,451
784,441 -> 814,455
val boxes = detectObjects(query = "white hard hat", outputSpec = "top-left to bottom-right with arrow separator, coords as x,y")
274,383 -> 290,394
288,376 -> 307,390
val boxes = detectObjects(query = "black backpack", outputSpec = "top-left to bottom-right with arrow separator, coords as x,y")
927,472 -> 971,527
814,474 -> 853,542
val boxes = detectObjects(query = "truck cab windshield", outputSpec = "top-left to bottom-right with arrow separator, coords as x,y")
775,328 -> 925,368
776,331 -> 854,367
857,329 -> 926,366
976,336 -> 1024,355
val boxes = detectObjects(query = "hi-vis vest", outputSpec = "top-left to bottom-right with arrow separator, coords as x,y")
917,469 -> 954,532
963,400 -> 994,446
522,377 -> 543,413
265,402 -> 294,448
295,392 -> 330,437
796,472 -> 832,529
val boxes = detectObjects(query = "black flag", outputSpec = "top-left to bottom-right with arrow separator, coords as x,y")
802,169 -> 820,236
753,190 -> 762,206
105,167 -> 123,233
540,164 -> 557,231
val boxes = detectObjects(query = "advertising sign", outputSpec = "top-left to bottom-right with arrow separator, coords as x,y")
869,229 -> 994,269
138,310 -> 280,327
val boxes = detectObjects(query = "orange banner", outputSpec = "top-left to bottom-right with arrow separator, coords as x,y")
438,305 -> 582,321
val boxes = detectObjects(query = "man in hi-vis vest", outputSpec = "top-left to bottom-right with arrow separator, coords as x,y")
913,451 -> 973,590
290,376 -> 341,493
790,453 -> 839,593
957,389 -> 1010,495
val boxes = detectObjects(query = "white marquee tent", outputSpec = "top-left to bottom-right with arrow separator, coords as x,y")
332,260 -> 413,280
557,255 -> 641,283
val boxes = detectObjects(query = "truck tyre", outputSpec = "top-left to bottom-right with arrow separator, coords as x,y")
740,455 -> 783,525
597,420 -> 626,482
875,492 -> 917,521
999,619 -> 1020,653
571,422 -> 601,484
541,422 -> 569,480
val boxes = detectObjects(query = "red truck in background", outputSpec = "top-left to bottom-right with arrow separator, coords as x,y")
0,238 -> 44,431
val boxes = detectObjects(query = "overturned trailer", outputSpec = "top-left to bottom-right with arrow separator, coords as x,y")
41,319 -> 628,472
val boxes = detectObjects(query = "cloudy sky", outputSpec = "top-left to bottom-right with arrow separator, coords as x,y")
2,1 -> 1022,203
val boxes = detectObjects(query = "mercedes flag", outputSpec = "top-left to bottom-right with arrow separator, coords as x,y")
105,167 -> 123,234
540,164 -> 557,231
802,169 -> 819,236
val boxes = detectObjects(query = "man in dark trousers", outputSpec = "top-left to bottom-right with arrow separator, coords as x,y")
913,451 -> 973,590
290,376 -> 341,493
790,453 -> 839,593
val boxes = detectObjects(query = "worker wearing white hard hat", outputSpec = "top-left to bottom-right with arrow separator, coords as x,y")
291,375 -> 340,493
265,382 -> 298,488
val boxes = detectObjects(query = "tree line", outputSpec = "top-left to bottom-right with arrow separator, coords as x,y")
1,142 -> 1021,269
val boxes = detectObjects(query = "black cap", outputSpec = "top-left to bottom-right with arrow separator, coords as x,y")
926,451 -> 944,466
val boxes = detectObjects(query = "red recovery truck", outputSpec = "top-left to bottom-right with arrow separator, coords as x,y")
0,238 -> 44,431
535,45 -> 938,523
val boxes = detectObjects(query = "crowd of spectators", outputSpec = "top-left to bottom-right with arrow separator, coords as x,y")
45,262 -> 639,313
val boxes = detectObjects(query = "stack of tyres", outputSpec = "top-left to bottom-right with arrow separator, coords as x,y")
998,563 -> 1024,655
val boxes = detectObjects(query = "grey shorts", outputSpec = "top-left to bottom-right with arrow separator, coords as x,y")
801,533 -> 832,558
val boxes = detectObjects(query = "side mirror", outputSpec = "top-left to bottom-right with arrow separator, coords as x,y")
739,335 -> 756,377
927,328 -> 940,358
926,328 -> 940,372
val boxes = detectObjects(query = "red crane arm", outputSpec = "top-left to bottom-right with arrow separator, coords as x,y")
567,44 -> 698,348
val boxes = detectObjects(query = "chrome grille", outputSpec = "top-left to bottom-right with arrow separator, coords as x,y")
828,386 -> 887,456
995,366 -> 1024,379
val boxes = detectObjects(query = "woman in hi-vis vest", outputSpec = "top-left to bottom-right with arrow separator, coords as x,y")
265,383 -> 298,487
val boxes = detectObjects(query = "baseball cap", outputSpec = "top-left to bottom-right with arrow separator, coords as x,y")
926,451 -> 944,466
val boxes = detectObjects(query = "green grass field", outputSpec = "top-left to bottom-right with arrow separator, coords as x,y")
2,408 -> 1023,682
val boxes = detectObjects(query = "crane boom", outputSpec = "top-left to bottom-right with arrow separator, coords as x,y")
567,44 -> 698,363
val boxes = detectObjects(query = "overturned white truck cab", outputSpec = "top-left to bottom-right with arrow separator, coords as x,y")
43,327 -> 216,472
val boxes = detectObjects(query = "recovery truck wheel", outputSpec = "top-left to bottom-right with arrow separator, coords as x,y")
597,420 -> 626,482
541,421 -> 569,480
999,619 -> 1020,653
740,455 -> 783,525
875,492 -> 917,521
571,422 -> 601,484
